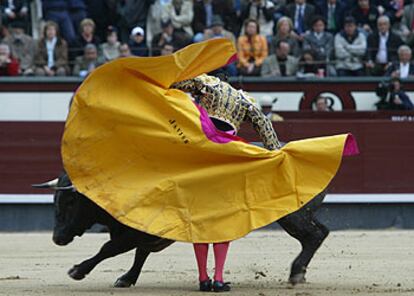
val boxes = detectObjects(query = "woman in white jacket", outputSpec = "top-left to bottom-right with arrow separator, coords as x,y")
161,0 -> 194,37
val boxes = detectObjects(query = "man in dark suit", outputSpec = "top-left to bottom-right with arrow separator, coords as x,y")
192,0 -> 237,36
350,0 -> 378,35
41,0 -> 76,44
366,15 -> 403,76
314,0 -> 347,34
385,45 -> 414,79
283,0 -> 316,38
85,0 -> 118,41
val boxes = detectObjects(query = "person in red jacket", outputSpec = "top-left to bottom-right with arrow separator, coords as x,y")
0,43 -> 19,76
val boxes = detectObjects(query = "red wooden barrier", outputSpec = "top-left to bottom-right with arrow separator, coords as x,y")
1,114 -> 414,194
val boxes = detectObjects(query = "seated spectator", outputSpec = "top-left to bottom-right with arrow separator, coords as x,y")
240,0 -> 275,37
128,26 -> 149,57
41,0 -> 76,44
68,0 -> 87,36
72,43 -> 104,77
303,16 -> 334,73
99,26 -> 120,62
161,0 -> 194,37
192,0 -> 238,37
0,43 -> 19,76
261,40 -> 298,77
385,45 -> 414,79
334,16 -> 367,77
314,95 -> 333,111
160,42 -> 175,56
207,15 -> 238,76
70,18 -> 101,60
350,0 -> 379,35
116,0 -> 153,43
270,16 -> 301,58
399,0 -> 414,47
388,77 -> 414,110
151,19 -> 191,56
296,49 -> 319,77
366,15 -> 403,76
283,0 -> 316,40
316,0 -> 347,34
193,15 -> 236,45
34,21 -> 69,76
119,43 -> 132,58
237,19 -> 268,76
1,0 -> 29,32
3,21 -> 34,75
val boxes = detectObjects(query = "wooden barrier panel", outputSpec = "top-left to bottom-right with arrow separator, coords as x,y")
0,122 -> 64,194
1,116 -> 414,194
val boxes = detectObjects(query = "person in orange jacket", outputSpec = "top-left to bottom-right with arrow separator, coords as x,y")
236,19 -> 268,76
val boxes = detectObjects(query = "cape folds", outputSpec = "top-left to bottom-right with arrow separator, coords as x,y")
62,39 -> 358,243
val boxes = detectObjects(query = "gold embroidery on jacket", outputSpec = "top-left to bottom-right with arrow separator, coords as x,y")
172,74 -> 281,150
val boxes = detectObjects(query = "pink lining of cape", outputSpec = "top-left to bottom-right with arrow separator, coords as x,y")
342,133 -> 360,156
197,104 -> 245,144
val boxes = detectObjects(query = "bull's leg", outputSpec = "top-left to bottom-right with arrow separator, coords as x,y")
68,231 -> 138,281
114,248 -> 150,288
278,211 -> 329,285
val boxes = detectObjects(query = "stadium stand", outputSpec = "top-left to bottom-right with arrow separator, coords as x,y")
0,0 -> 412,79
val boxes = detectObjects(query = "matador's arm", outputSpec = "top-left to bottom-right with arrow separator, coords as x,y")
171,75 -> 218,101
171,78 -> 201,93
245,100 -> 281,150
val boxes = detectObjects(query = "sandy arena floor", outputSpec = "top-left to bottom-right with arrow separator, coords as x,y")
0,230 -> 413,296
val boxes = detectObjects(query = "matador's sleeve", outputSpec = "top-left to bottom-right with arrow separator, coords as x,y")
172,75 -> 218,102
245,101 -> 281,150
171,78 -> 201,94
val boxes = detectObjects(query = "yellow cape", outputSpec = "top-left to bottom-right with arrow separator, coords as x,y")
62,39 -> 354,243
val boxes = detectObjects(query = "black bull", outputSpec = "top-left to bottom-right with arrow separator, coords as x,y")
36,172 -> 329,288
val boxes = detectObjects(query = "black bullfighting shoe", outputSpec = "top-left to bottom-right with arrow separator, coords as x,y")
199,279 -> 212,292
212,281 -> 231,292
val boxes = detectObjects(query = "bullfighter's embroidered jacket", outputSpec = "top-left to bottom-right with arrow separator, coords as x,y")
172,74 -> 281,150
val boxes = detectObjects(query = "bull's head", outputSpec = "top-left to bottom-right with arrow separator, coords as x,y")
33,173 -> 94,246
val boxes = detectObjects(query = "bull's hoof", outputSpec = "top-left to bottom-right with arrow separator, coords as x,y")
289,273 -> 306,285
68,265 -> 86,280
114,277 -> 134,288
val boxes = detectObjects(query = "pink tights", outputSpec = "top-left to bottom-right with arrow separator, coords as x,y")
193,242 -> 230,282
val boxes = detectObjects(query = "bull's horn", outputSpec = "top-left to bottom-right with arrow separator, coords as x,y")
54,185 -> 76,191
32,178 -> 59,188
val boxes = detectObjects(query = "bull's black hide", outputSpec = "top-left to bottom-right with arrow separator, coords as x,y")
38,172 -> 329,287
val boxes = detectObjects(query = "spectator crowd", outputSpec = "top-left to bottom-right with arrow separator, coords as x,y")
0,0 -> 414,79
